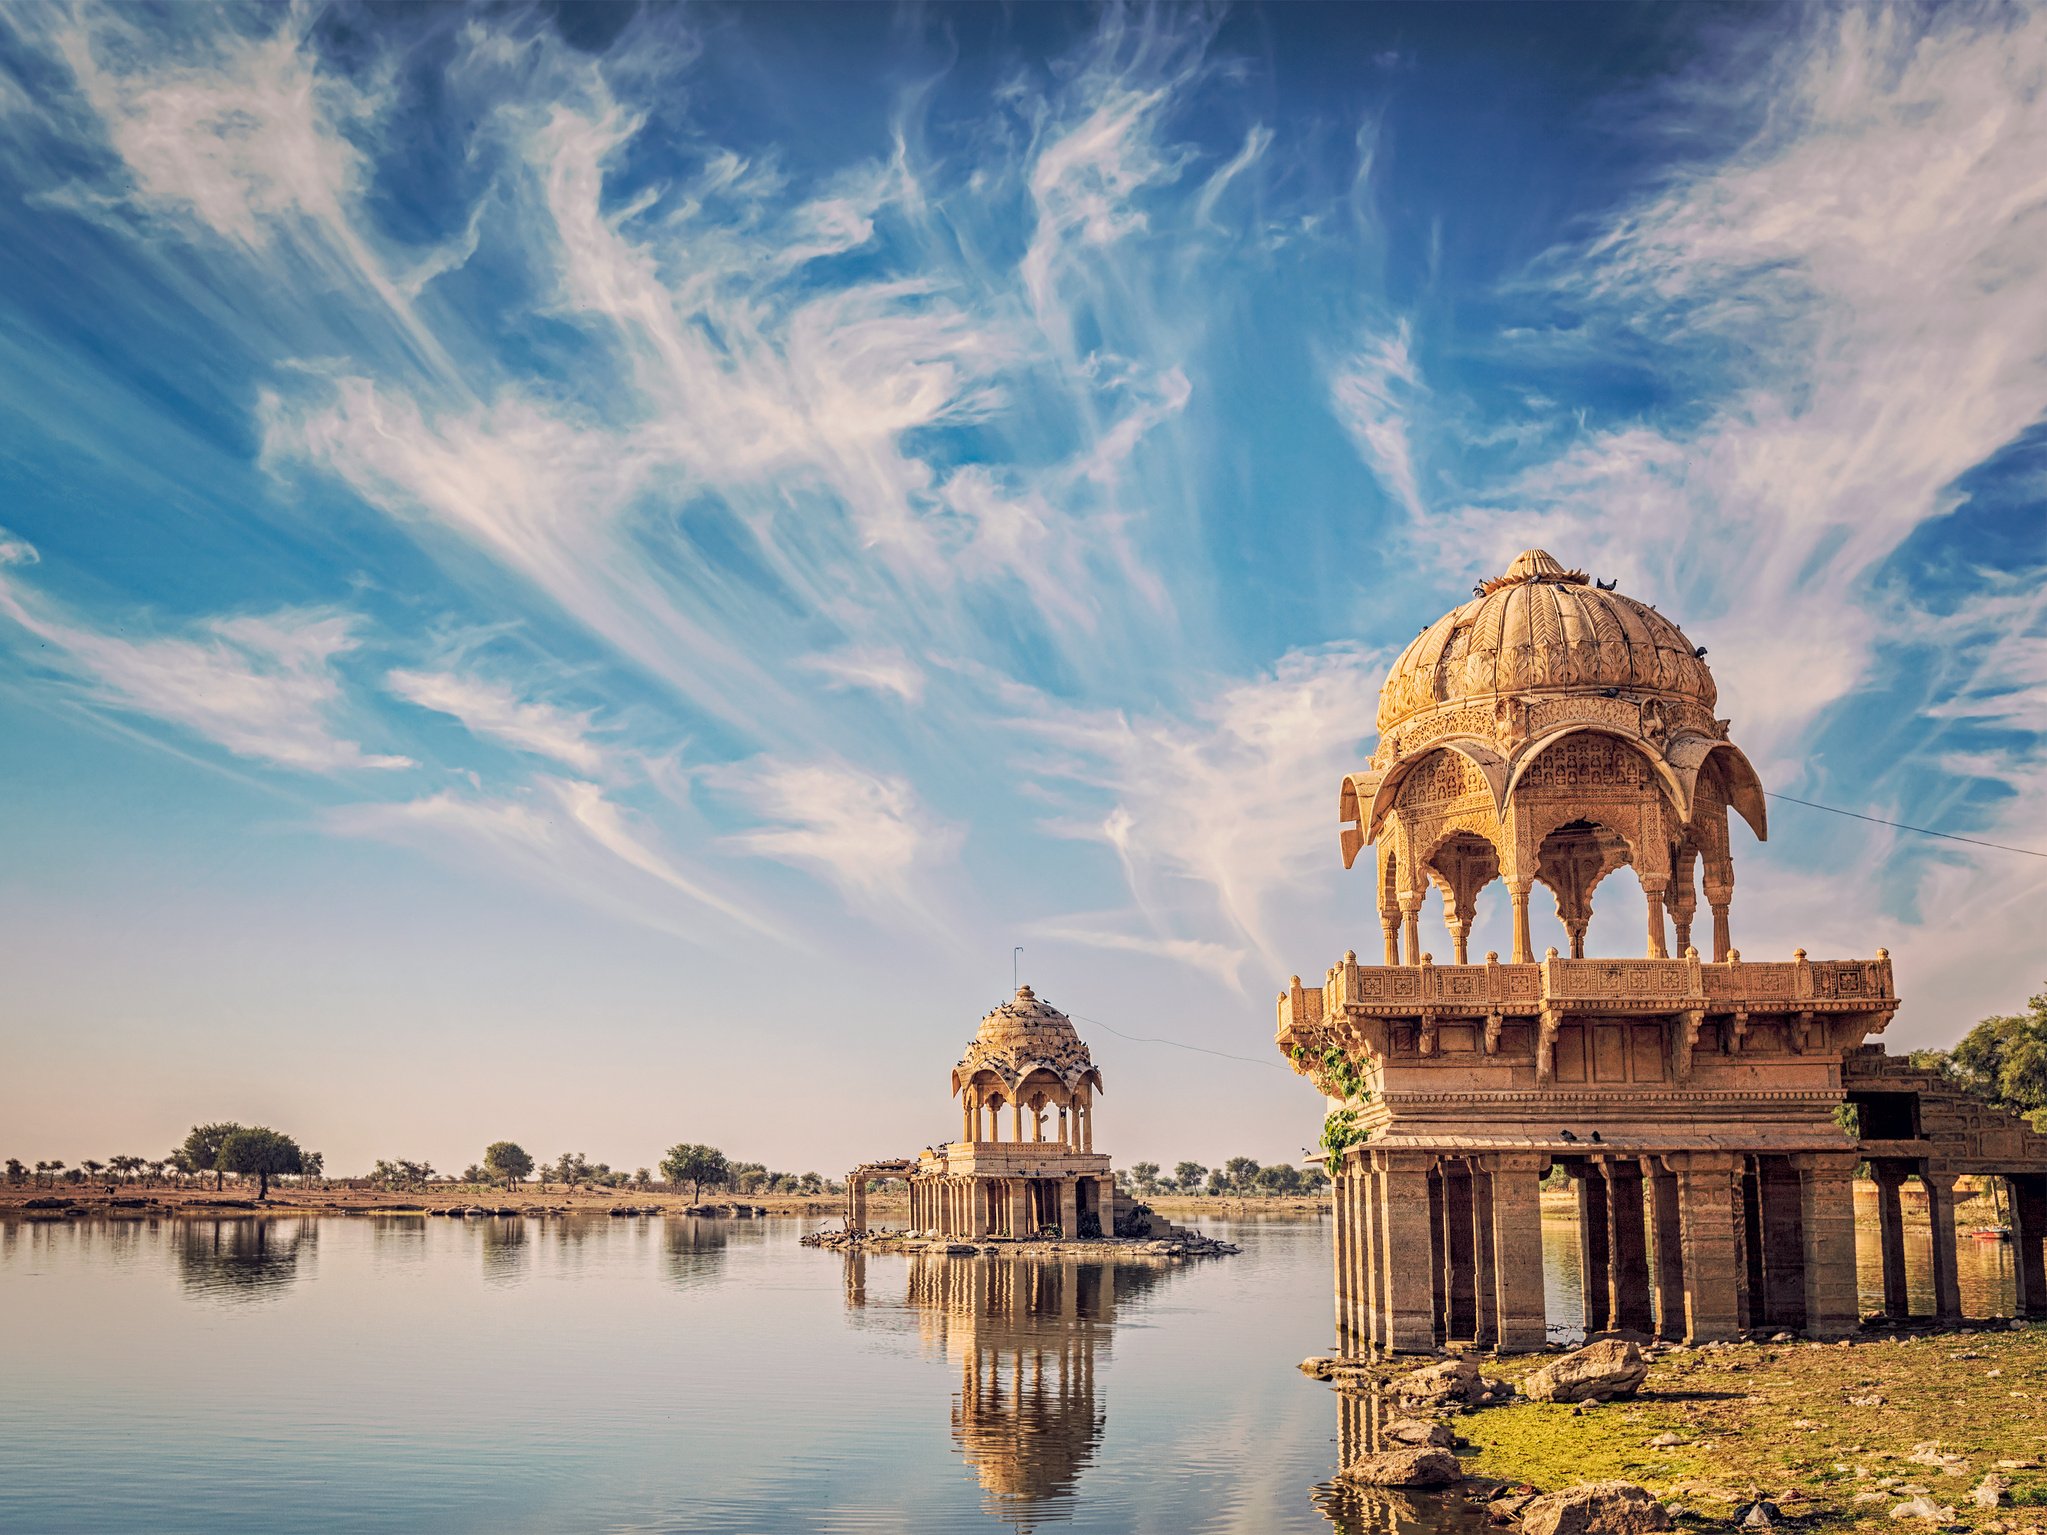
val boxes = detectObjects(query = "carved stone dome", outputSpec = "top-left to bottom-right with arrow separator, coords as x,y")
951,986 -> 1102,1098
1377,549 -> 1717,736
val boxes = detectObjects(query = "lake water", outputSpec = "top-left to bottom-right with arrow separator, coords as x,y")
0,1209 -> 2020,1533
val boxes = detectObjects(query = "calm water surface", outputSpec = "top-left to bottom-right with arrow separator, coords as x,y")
1,1208 -> 2018,1533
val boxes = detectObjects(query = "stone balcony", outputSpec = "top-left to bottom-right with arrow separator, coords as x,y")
922,1141 -> 1113,1179
1278,949 -> 1897,1109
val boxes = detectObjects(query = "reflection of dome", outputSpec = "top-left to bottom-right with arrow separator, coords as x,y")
1377,548 -> 1717,735
952,986 -> 1103,1099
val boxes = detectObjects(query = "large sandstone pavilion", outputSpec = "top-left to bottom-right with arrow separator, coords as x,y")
845,986 -> 1120,1241
1279,549 -> 2047,1352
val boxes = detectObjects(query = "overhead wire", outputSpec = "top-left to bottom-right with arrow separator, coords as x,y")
1763,791 -> 2044,859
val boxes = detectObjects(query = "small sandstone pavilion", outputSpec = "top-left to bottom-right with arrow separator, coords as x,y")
845,987 -> 1120,1241
1278,549 -> 2047,1354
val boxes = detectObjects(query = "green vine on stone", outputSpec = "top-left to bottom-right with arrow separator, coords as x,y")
1321,1108 -> 1364,1161
1320,1044 -> 1368,1102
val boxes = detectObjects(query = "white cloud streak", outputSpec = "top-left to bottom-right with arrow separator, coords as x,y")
0,553 -> 407,774
386,667 -> 606,775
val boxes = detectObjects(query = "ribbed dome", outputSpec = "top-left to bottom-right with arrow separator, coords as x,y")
1377,550 -> 1716,734
952,986 -> 1100,1096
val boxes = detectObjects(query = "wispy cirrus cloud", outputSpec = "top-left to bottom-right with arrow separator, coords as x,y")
386,667 -> 606,776
1330,322 -> 1427,521
327,774 -> 780,943
0,539 -> 407,774
716,758 -> 958,917
1010,644 -> 1388,985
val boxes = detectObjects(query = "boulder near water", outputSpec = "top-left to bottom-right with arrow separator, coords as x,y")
1523,1340 -> 1649,1404
1338,1447 -> 1462,1487
1519,1481 -> 1673,1535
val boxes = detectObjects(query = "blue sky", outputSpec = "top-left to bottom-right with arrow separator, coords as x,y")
2,2 -> 2043,1176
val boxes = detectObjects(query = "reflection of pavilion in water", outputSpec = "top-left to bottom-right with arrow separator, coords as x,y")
845,1251 -> 1176,1529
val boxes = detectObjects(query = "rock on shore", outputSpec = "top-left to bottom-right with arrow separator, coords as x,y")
1519,1482 -> 1673,1535
1339,1447 -> 1463,1487
1523,1340 -> 1648,1404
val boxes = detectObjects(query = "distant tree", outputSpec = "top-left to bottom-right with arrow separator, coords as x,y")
218,1127 -> 305,1200
661,1144 -> 731,1200
798,1171 -> 823,1195
633,1168 -> 652,1190
183,1123 -> 246,1191
1255,1163 -> 1305,1196
34,1160 -> 52,1188
147,1159 -> 169,1186
1206,1169 -> 1227,1195
460,1164 -> 486,1184
1223,1156 -> 1260,1193
1113,1168 -> 1133,1194
300,1151 -> 323,1185
1939,986 -> 2047,1130
1129,1161 -> 1161,1196
484,1142 -> 535,1188
82,1159 -> 106,1184
4,1158 -> 24,1185
1173,1161 -> 1208,1196
549,1152 -> 593,1187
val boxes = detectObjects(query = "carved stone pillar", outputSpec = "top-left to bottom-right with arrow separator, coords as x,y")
1922,1171 -> 1963,1323
1573,1162 -> 1612,1334
1671,1153 -> 1742,1343
1009,1179 -> 1031,1240
1647,1158 -> 1686,1342
1470,1161 -> 1498,1349
1489,1154 -> 1549,1351
1872,1163 -> 1911,1320
2013,1175 -> 2047,1320
1509,881 -> 1534,964
1641,876 -> 1669,959
1441,1161 -> 1478,1342
1758,1157 -> 1808,1328
1795,1151 -> 1860,1338
1607,1160 -> 1654,1335
1057,1178 -> 1078,1239
1377,1153 -> 1439,1352
1333,1169 -> 1355,1355
1400,894 -> 1423,967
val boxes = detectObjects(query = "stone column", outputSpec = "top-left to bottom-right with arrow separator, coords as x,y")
1427,1165 -> 1448,1344
1922,1171 -> 1964,1323
2012,1175 -> 2047,1320
1489,1154 -> 1548,1351
1470,1161 -> 1498,1349
1647,1158 -> 1686,1342
1381,913 -> 1400,967
1357,1155 -> 1381,1353
1607,1160 -> 1654,1335
1575,1162 -> 1613,1334
1758,1158 -> 1808,1329
1672,1153 -> 1742,1343
969,1178 -> 990,1238
1377,1153 -> 1439,1353
1796,1151 -> 1860,1338
1872,1163 -> 1911,1320
1333,1169 -> 1354,1355
1010,1180 -> 1031,1241
962,1102 -> 974,1144
1011,1102 -> 1023,1141
1509,881 -> 1534,965
1442,1162 -> 1478,1342
1058,1178 -> 1079,1239
1640,876 -> 1669,959
1400,894 -> 1423,967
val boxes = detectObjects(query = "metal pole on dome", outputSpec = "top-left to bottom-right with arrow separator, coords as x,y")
1013,946 -> 1023,991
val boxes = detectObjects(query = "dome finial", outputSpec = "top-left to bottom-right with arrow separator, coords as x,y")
1481,548 -> 1587,595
